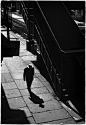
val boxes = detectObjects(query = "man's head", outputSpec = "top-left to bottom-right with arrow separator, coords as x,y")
27,64 -> 33,68
29,64 -> 32,68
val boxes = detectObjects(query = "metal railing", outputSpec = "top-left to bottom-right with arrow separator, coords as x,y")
34,19 -> 61,95
19,1 -> 66,97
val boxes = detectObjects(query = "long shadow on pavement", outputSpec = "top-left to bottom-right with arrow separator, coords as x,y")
29,91 -> 45,108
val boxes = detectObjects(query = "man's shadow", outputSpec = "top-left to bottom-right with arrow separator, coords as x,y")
29,91 -> 45,108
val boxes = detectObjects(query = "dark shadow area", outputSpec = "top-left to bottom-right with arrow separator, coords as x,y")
70,98 -> 85,121
1,85 -> 30,124
29,91 -> 45,108
1,34 -> 20,63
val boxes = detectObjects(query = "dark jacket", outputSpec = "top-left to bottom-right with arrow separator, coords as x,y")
23,67 -> 34,82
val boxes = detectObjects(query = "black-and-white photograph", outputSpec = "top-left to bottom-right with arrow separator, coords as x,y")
1,1 -> 85,124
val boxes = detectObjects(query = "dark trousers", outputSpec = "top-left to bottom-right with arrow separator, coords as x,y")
26,79 -> 33,93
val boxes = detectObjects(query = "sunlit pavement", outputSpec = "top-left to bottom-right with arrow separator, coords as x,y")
1,14 -> 84,124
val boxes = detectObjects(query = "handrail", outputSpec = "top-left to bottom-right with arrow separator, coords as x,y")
20,2 -> 28,16
20,3 -> 27,18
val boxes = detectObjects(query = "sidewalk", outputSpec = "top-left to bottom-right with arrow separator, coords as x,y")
1,22 -> 84,124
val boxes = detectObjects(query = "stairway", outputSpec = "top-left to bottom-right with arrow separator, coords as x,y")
18,1 -> 85,120
34,2 -> 84,120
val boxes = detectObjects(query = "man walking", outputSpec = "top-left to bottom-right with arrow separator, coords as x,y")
23,64 -> 34,94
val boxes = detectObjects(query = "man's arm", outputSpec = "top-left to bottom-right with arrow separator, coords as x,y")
23,69 -> 26,81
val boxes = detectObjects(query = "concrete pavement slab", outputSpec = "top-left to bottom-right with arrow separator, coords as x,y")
31,86 -> 49,95
1,74 -> 8,83
27,99 -> 62,114
23,95 -> 35,105
1,73 -> 13,83
77,121 -> 85,124
41,81 -> 50,87
34,68 -> 40,74
5,56 -> 26,72
8,97 -> 26,109
20,89 -> 30,96
19,48 -> 26,52
21,55 -> 37,61
35,73 -> 41,77
27,117 -> 36,124
19,107 -> 32,117
31,78 -> 44,88
5,89 -> 21,98
33,74 -> 38,78
37,75 -> 47,82
2,82 -> 17,90
47,117 -> 76,124
45,85 -> 55,94
1,64 -> 9,73
19,50 -> 34,57
20,52 -> 30,57
37,93 -> 54,102
11,72 -> 23,80
3,57 -> 12,63
14,80 -> 27,89
33,108 -> 71,123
